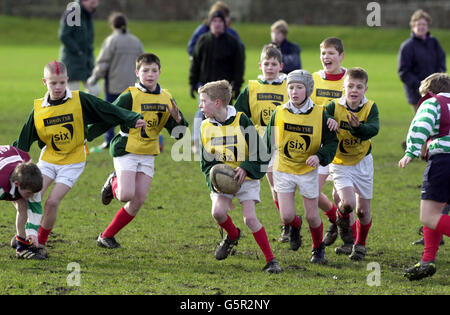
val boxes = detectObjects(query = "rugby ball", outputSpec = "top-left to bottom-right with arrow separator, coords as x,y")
210,164 -> 241,194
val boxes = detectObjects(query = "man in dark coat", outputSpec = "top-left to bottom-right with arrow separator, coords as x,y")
59,0 -> 100,95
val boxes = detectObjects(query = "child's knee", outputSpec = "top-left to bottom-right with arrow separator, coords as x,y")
243,216 -> 260,231
116,189 -> 134,202
339,202 -> 354,215
45,198 -> 60,211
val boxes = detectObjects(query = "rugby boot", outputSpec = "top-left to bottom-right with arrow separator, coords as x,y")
278,225 -> 290,243
97,233 -> 121,249
404,261 -> 436,281
101,171 -> 116,205
262,258 -> 282,273
323,222 -> 338,246
310,242 -> 326,264
349,244 -> 366,261
215,228 -> 241,260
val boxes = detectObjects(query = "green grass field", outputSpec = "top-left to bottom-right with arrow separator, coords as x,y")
0,16 -> 449,296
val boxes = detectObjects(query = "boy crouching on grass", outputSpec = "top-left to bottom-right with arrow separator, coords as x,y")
325,67 -> 380,260
1,145 -> 44,259
199,80 -> 282,273
93,53 -> 189,249
13,61 -> 146,256
265,70 -> 338,264
399,73 -> 450,280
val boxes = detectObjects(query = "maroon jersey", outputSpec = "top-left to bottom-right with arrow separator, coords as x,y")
0,145 -> 31,201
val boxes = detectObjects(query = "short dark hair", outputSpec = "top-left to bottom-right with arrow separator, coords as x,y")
346,67 -> 369,84
136,53 -> 161,70
109,12 -> 127,33
10,161 -> 43,193
320,37 -> 344,54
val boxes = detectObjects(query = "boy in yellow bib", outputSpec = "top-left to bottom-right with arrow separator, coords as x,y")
14,61 -> 146,255
266,70 -> 338,263
234,44 -> 289,242
200,80 -> 282,273
325,67 -> 380,260
91,53 -> 189,249
310,37 -> 348,248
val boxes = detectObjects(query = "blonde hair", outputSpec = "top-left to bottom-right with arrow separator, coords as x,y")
198,80 -> 232,107
320,37 -> 344,54
419,73 -> 450,96
410,9 -> 432,27
260,43 -> 282,63
271,19 -> 288,35
44,61 -> 67,77
10,161 -> 43,193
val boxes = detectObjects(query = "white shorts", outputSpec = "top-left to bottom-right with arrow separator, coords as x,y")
273,168 -> 319,199
210,180 -> 260,204
330,154 -> 374,199
37,160 -> 85,188
318,164 -> 329,175
113,153 -> 155,178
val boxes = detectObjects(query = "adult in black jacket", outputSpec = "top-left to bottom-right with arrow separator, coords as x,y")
189,10 -> 245,154
398,9 -> 446,112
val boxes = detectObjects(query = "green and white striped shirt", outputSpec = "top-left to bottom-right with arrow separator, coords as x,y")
405,93 -> 450,159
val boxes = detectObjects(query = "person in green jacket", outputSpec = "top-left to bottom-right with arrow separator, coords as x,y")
13,61 -> 146,256
199,79 -> 282,273
59,0 -> 100,95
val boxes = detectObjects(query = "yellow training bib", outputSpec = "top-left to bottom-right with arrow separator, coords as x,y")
273,106 -> 323,175
125,86 -> 173,155
248,80 -> 287,136
34,91 -> 86,165
201,112 -> 250,177
311,72 -> 345,106
332,100 -> 374,165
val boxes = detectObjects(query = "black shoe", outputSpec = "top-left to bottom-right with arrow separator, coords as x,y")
323,222 -> 338,246
10,235 -> 17,249
262,258 -> 282,273
278,225 -> 290,243
289,216 -> 302,251
215,228 -> 241,260
16,247 -> 46,260
349,244 -> 366,261
404,261 -> 436,281
311,243 -> 326,264
335,242 -> 354,255
101,171 -> 116,205
97,234 -> 121,249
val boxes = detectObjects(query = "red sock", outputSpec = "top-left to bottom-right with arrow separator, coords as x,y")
111,176 -> 118,199
289,215 -> 301,228
422,226 -> 442,262
219,215 -> 239,241
324,204 -> 337,223
253,226 -> 274,263
355,220 -> 372,246
38,226 -> 52,246
309,222 -> 323,249
102,207 -> 135,238
435,215 -> 450,237
273,200 -> 280,213
351,222 -> 357,240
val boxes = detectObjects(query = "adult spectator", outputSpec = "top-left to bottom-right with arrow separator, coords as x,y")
270,20 -> 302,74
59,0 -> 100,96
398,9 -> 446,113
87,12 -> 144,151
187,1 -> 244,60
189,10 -> 245,154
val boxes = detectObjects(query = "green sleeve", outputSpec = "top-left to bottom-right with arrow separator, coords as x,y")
233,86 -> 251,117
239,113 -> 268,180
349,103 -> 380,141
264,110 -> 277,156
316,111 -> 338,166
84,91 -> 142,141
325,101 -> 336,117
13,109 -> 45,151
